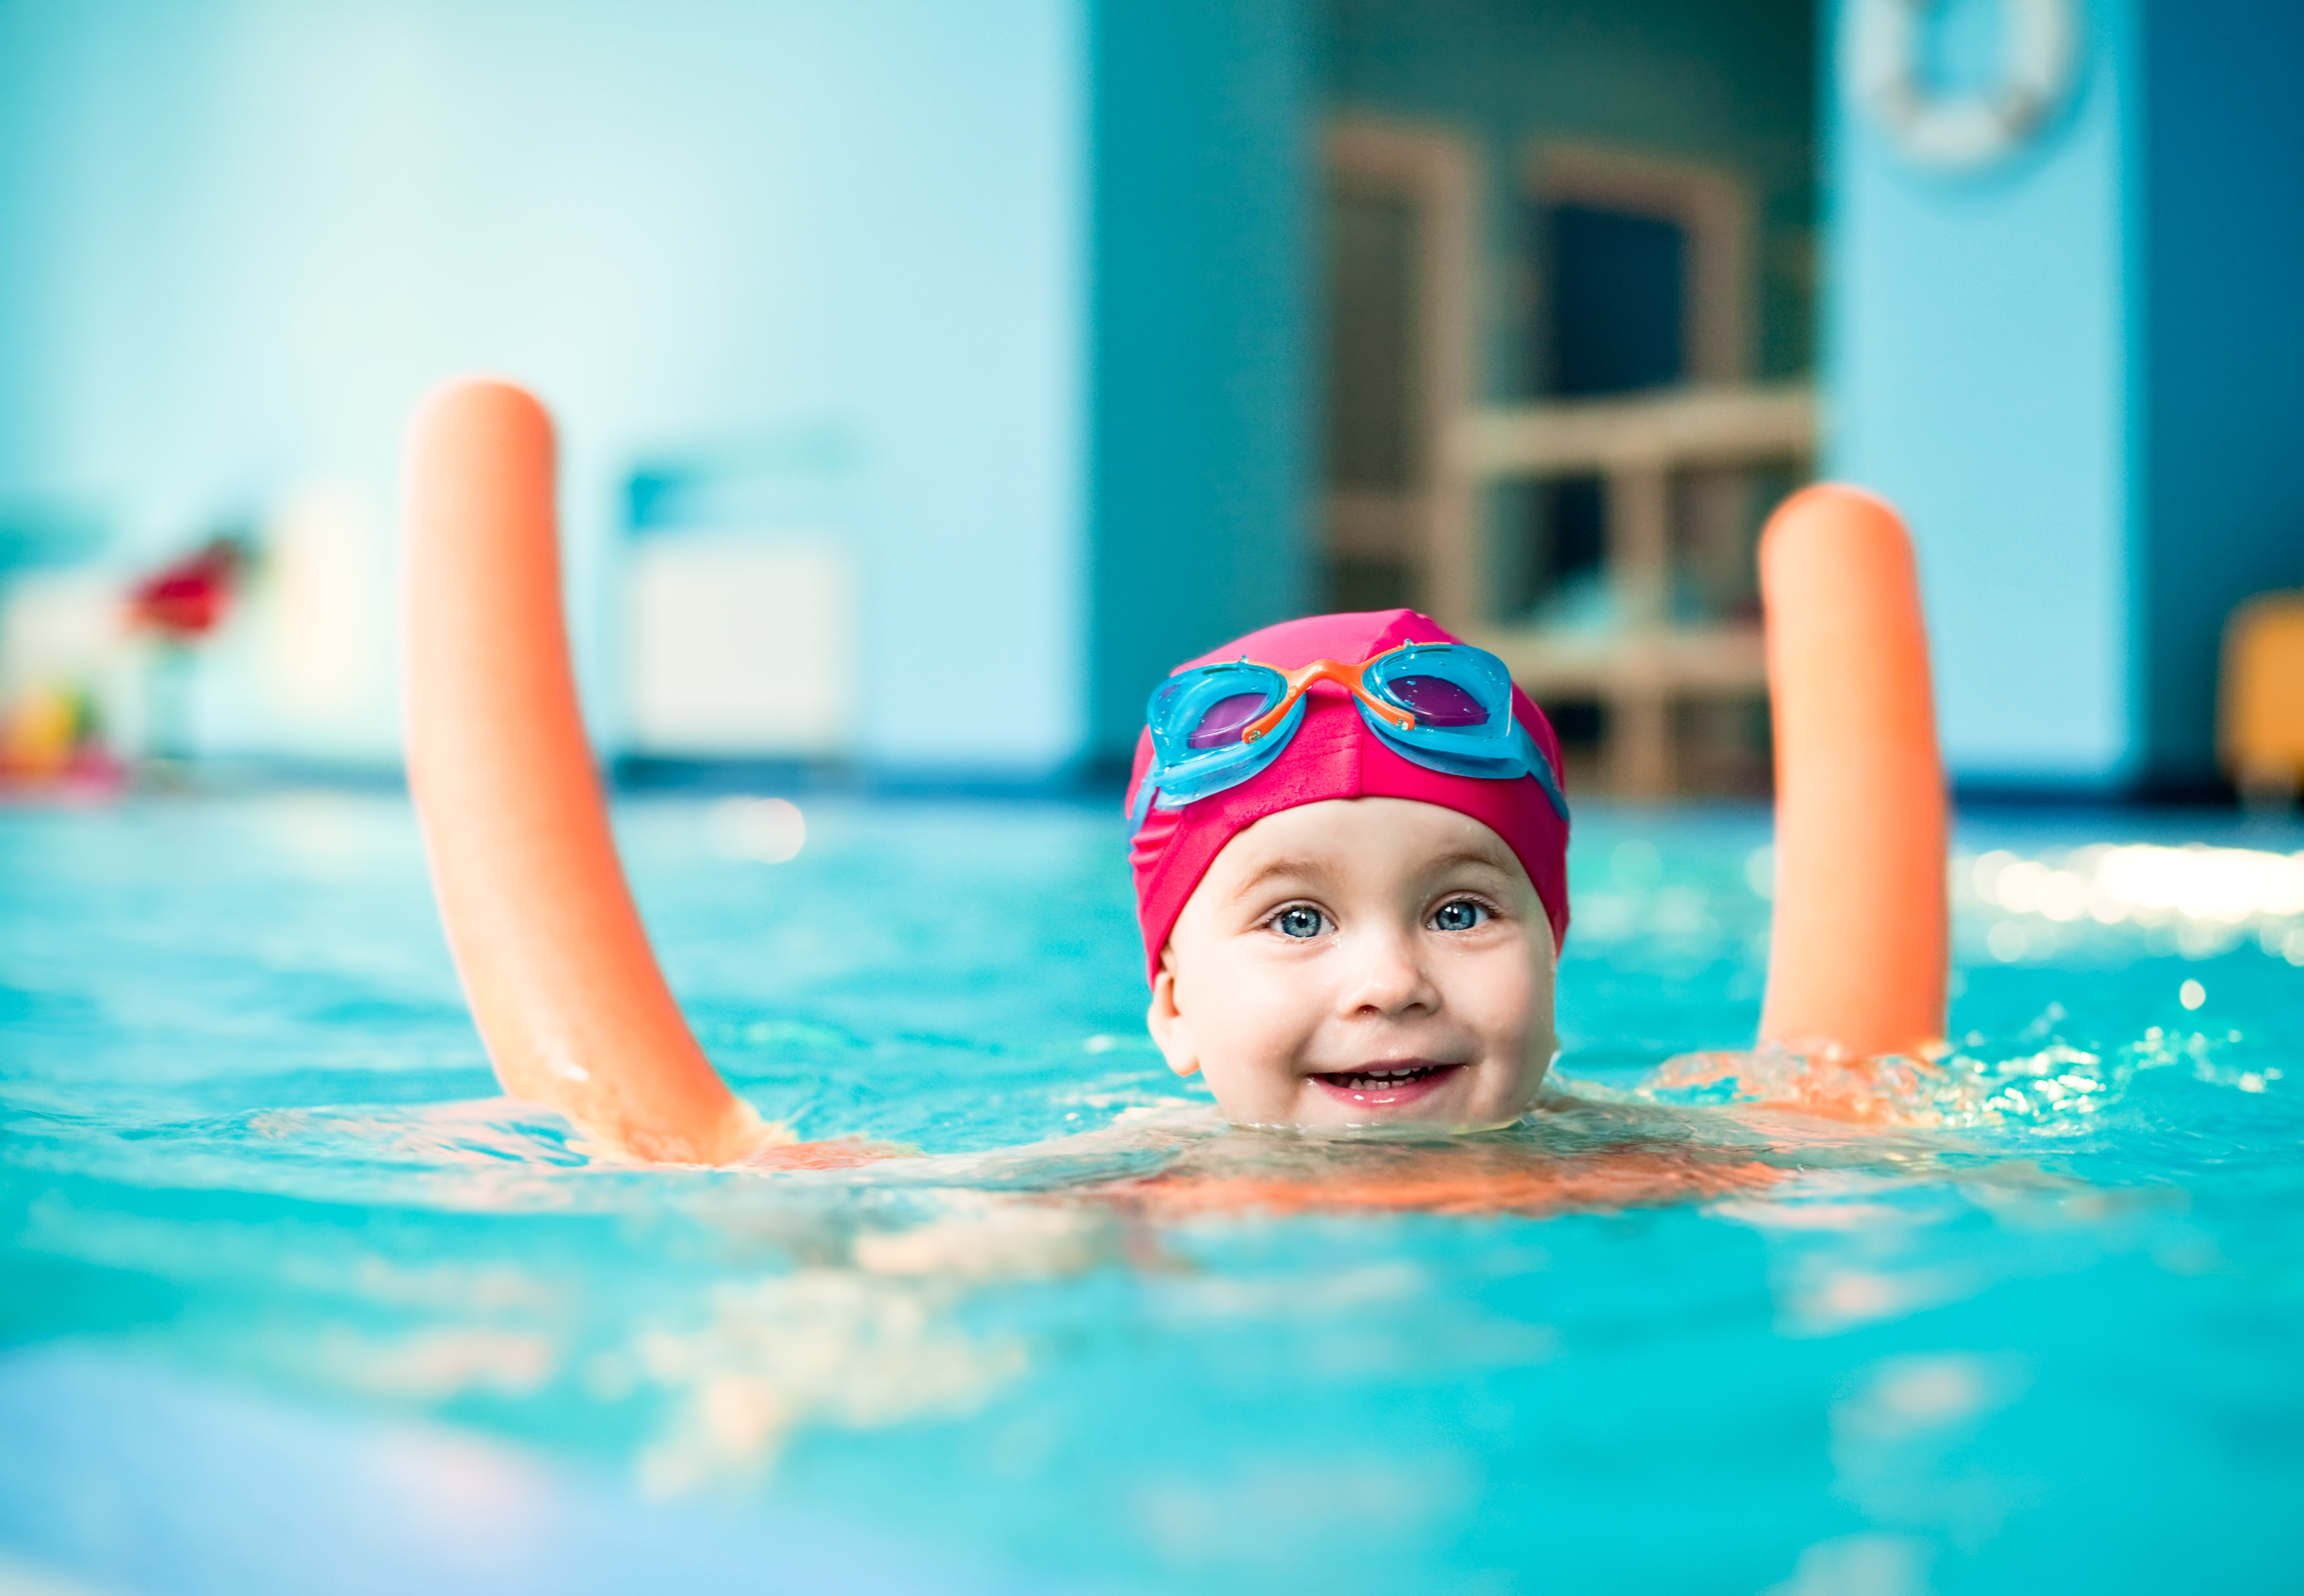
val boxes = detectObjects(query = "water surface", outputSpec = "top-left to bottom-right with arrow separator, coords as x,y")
2,791 -> 2299,1594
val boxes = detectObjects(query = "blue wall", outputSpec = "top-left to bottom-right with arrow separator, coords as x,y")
1828,0 -> 2136,789
0,0 -> 1084,771
1086,0 -> 1314,762
1829,0 -> 2304,795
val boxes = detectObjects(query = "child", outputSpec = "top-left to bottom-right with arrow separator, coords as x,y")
405,381 -> 1946,1171
1126,609 -> 1568,1131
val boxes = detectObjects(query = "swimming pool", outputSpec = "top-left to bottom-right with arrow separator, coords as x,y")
2,790 -> 2299,1593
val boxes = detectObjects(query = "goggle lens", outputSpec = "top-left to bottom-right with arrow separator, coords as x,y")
1188,691 -> 1273,749
1388,673 -> 1489,728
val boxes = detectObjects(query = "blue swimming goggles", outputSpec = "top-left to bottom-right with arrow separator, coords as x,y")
1131,640 -> 1570,826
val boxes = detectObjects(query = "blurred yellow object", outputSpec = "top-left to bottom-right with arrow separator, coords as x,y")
0,683 -> 80,780
2221,591 -> 2304,804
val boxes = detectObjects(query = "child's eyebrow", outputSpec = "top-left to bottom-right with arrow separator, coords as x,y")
1226,857 -> 1331,902
1426,847 -> 1520,878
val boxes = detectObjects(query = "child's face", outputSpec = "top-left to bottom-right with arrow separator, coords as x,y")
1146,796 -> 1557,1129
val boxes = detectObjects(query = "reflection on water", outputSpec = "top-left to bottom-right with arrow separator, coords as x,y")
627,1262 -> 1035,1493
1,794 -> 2300,1592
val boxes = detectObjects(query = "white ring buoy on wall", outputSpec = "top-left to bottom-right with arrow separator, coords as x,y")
1849,0 -> 2081,171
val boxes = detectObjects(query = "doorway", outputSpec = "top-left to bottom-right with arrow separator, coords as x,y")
1517,145 -> 1768,793
1521,146 -> 1750,628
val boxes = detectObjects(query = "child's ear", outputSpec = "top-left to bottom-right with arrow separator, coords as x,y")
1144,950 -> 1201,1078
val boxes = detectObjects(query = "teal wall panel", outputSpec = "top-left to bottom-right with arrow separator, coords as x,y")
2139,0 -> 2304,790
1086,0 -> 1315,763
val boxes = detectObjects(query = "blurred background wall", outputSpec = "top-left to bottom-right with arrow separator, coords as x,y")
1829,0 -> 2304,799
0,0 -> 1083,773
1829,0 -> 2134,791
1321,0 -> 1816,400
1305,0 -> 1816,798
1,0 -> 2298,799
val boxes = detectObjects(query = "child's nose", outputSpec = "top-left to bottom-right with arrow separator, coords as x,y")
1339,926 -> 1440,1018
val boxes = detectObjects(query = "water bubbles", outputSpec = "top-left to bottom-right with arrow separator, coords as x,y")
1639,998 -> 2282,1132
710,796 -> 807,863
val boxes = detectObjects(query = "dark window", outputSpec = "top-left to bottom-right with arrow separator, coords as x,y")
1527,202 -> 1689,607
1545,202 -> 1686,396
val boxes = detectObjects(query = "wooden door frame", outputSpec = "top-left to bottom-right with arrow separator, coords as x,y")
1322,117 -> 1479,630
1524,141 -> 1755,388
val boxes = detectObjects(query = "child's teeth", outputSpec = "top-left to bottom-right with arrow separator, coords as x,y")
1328,1064 -> 1443,1088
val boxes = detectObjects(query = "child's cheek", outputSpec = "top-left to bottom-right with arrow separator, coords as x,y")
1475,937 -> 1551,1071
1201,947 -> 1312,1079
1233,952 -> 1323,1056
1521,951 -> 1560,1076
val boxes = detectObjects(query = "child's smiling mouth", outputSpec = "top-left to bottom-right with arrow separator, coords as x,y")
1310,1060 -> 1463,1107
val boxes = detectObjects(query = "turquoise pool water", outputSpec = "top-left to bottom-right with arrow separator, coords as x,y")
2,791 -> 2299,1594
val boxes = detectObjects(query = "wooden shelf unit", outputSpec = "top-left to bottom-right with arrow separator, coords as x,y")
1436,382 -> 1817,798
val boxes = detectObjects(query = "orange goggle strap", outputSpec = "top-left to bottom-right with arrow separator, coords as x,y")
1240,649 -> 1417,744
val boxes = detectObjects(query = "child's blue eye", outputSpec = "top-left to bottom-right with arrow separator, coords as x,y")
1432,899 -> 1487,932
1274,906 -> 1326,939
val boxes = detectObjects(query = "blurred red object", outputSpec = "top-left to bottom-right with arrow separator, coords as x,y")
128,538 -> 245,640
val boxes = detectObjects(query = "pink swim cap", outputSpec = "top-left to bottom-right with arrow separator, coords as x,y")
1126,608 -> 1571,983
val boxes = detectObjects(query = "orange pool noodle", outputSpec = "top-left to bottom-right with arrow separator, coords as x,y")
1758,485 -> 1947,1060
404,381 -> 763,1164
